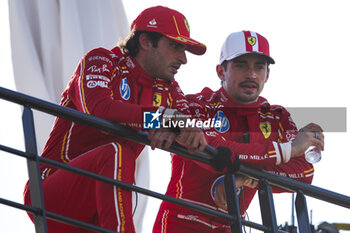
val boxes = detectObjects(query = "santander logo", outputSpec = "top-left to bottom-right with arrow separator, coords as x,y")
147,18 -> 157,28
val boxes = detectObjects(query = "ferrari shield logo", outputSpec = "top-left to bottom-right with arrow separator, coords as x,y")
153,93 -> 162,106
259,122 -> 271,139
247,36 -> 256,46
184,19 -> 190,32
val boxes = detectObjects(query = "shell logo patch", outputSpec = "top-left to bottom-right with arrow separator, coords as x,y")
184,19 -> 190,32
247,36 -> 256,46
119,78 -> 130,100
153,93 -> 162,106
260,121 -> 272,139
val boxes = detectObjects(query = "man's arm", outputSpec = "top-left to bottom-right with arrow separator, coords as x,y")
212,110 -> 324,211
147,80 -> 208,153
67,47 -> 145,129
204,108 -> 324,173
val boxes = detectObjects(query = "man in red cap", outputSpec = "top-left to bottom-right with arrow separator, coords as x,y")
24,5 -> 207,233
153,30 -> 324,232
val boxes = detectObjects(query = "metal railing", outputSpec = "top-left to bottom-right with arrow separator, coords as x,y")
1,86 -> 350,233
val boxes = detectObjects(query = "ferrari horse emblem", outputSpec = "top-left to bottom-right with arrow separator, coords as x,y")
259,121 -> 271,139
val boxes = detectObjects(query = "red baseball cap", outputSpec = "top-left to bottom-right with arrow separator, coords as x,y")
219,31 -> 275,65
131,6 -> 206,55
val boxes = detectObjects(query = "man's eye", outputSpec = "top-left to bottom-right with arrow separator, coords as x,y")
171,43 -> 184,50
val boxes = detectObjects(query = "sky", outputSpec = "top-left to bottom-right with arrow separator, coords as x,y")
1,0 -> 350,233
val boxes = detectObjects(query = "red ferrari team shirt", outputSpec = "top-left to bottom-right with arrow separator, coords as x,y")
39,46 -> 188,180
162,86 -> 314,220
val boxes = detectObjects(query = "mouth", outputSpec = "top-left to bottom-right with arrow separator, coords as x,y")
239,81 -> 258,92
170,63 -> 181,74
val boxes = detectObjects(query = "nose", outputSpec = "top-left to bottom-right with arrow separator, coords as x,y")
246,67 -> 257,79
178,50 -> 187,65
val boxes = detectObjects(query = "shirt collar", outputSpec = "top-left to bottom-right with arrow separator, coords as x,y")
111,46 -> 171,88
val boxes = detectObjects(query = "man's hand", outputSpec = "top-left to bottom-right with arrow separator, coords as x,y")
148,109 -> 208,153
147,127 -> 207,153
213,175 -> 258,211
175,128 -> 207,153
291,123 -> 324,158
148,128 -> 177,150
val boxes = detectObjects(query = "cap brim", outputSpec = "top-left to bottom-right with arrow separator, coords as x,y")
165,34 -> 207,55
222,52 -> 275,64
261,54 -> 275,64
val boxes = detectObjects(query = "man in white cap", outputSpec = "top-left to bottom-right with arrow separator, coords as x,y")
153,30 -> 324,233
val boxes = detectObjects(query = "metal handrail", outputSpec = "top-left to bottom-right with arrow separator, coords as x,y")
0,86 -> 216,163
0,143 -> 233,221
1,86 -> 350,209
238,164 -> 350,209
1,86 -> 350,233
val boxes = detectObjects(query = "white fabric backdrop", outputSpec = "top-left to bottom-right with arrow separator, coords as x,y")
8,0 -> 149,231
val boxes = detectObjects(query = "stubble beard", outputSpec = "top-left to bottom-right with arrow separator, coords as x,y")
235,91 -> 259,104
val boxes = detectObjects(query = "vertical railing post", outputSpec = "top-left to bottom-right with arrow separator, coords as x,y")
224,173 -> 243,233
22,107 -> 48,233
289,193 -> 298,232
258,179 -> 278,233
295,191 -> 312,233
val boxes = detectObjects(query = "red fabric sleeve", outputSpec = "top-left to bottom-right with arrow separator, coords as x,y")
243,108 -> 314,199
68,48 -> 143,129
205,132 -> 278,168
262,107 -> 314,191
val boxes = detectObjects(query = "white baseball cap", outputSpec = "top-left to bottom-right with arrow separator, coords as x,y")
219,30 -> 275,65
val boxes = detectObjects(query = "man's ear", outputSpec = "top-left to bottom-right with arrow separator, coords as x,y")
216,64 -> 225,83
138,33 -> 152,51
